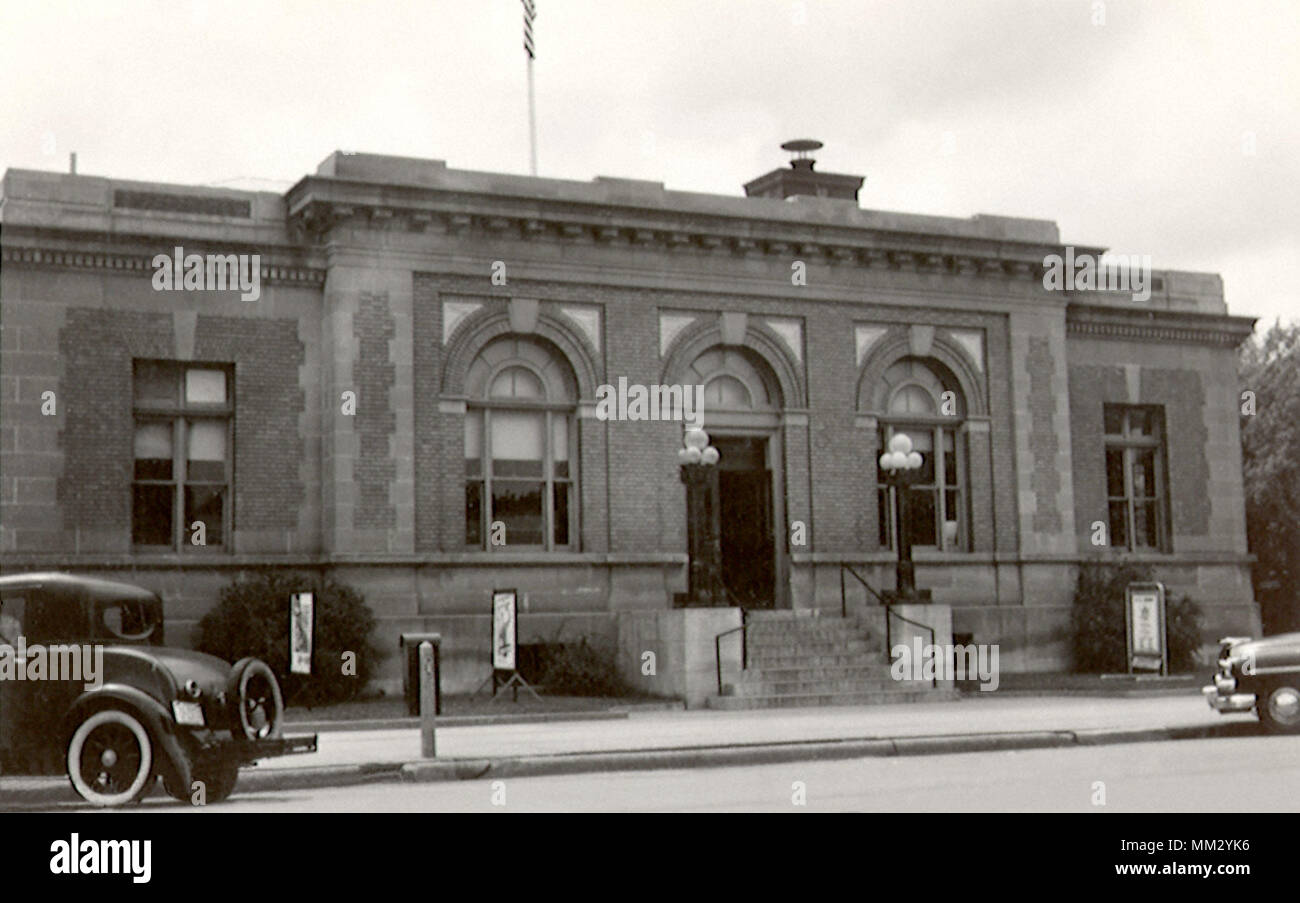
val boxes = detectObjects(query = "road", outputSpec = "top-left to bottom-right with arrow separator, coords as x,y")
69,733 -> 1300,813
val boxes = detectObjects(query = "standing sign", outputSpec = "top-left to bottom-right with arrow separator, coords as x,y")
290,592 -> 313,675
484,588 -> 541,701
492,588 -> 518,673
1125,582 -> 1167,675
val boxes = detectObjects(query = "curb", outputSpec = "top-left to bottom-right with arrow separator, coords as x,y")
287,710 -> 633,733
1,720 -> 1262,809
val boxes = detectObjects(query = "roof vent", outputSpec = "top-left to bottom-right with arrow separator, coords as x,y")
743,139 -> 864,202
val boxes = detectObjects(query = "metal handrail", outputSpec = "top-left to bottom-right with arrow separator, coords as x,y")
885,607 -> 937,689
714,609 -> 751,696
839,563 -> 886,616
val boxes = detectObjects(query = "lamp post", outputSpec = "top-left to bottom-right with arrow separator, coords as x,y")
879,432 -> 924,602
678,427 -> 722,606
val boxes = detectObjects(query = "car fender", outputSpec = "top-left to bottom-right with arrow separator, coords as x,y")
64,683 -> 192,792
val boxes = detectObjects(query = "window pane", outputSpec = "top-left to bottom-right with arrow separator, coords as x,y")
553,414 -> 570,478
491,410 -> 544,477
491,482 -> 544,545
553,483 -> 569,546
1103,406 -> 1123,435
185,368 -> 227,404
490,367 -> 544,400
1131,409 -> 1153,437
904,488 -> 937,546
184,486 -> 224,545
187,420 -> 227,481
133,484 -> 174,545
1105,448 -> 1126,497
943,430 -> 958,487
890,384 -> 935,415
944,489 -> 961,548
134,361 -> 176,404
706,375 -> 752,409
465,409 -> 483,477
466,482 -> 483,545
910,430 -> 935,484
1108,501 -> 1129,549
1133,448 -> 1157,498
134,422 -> 173,480
1134,501 -> 1158,548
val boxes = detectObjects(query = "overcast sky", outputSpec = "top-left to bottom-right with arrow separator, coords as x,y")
2,0 -> 1295,329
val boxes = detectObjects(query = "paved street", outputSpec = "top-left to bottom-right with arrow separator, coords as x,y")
90,734 -> 1300,812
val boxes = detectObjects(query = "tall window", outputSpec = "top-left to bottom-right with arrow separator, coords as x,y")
132,361 -> 232,549
464,338 -> 577,550
1104,405 -> 1168,551
875,358 -> 967,551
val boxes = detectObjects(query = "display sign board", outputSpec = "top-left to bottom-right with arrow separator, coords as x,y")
290,592 -> 313,675
1125,582 -> 1167,675
492,588 -> 518,673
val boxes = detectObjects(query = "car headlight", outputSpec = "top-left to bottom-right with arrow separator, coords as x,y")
172,700 -> 205,727
184,679 -> 202,699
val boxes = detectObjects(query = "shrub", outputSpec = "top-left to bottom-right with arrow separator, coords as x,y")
194,570 -> 380,707
1070,561 -> 1204,673
519,629 -> 632,697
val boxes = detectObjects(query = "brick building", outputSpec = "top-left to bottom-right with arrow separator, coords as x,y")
0,149 -> 1259,698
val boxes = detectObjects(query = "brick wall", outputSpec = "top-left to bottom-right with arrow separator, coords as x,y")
1026,336 -> 1063,535
352,294 -> 396,530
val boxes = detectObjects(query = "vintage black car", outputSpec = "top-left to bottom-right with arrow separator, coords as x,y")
1203,632 -> 1300,733
0,572 -> 316,806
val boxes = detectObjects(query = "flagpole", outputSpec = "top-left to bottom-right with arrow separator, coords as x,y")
522,0 -> 537,176
527,54 -> 537,176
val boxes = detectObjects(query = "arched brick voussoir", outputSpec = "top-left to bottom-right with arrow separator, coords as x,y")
441,308 -> 602,400
856,331 -> 988,417
660,319 -> 806,410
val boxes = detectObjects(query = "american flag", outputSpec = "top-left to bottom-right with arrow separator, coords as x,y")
522,0 -> 536,60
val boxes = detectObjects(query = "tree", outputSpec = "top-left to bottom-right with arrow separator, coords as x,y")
1239,320 -> 1300,633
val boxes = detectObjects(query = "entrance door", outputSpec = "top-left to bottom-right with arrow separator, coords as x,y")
714,437 -> 775,608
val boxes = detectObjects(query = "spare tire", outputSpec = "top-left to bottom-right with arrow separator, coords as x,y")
227,658 -> 284,741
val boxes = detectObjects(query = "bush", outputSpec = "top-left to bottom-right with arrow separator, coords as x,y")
1070,561 -> 1204,674
519,630 -> 631,697
194,570 -> 380,707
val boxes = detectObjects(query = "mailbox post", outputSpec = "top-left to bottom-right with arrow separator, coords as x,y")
419,641 -> 436,757
399,632 -> 442,716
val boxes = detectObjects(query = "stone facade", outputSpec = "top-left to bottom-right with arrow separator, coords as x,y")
0,153 -> 1259,693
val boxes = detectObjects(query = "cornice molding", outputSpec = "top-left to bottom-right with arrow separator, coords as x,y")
0,244 -> 327,286
1067,303 -> 1256,348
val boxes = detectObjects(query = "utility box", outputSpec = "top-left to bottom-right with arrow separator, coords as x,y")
399,632 -> 442,716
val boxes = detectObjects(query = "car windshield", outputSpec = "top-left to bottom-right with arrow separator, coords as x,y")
99,599 -> 159,641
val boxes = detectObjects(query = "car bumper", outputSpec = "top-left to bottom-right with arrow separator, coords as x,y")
1202,685 -> 1255,714
228,733 -> 318,763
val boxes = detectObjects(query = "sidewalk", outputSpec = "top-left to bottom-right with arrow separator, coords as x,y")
1,692 -> 1261,807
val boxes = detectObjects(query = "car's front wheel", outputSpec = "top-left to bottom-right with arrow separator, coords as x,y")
66,708 -> 155,807
1258,683 -> 1300,734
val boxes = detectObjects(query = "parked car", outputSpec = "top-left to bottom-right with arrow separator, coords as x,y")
1203,632 -> 1300,733
0,572 -> 316,806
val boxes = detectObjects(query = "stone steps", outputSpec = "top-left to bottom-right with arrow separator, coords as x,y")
705,610 -> 952,710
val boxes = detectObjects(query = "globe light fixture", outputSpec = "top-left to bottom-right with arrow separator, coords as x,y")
879,431 -> 925,602
678,426 -> 721,606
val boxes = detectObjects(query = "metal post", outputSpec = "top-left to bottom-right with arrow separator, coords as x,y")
840,567 -> 846,618
419,641 -> 436,757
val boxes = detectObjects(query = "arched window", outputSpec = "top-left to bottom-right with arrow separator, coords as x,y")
464,337 -> 577,549
684,347 -> 778,413
875,358 -> 967,552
